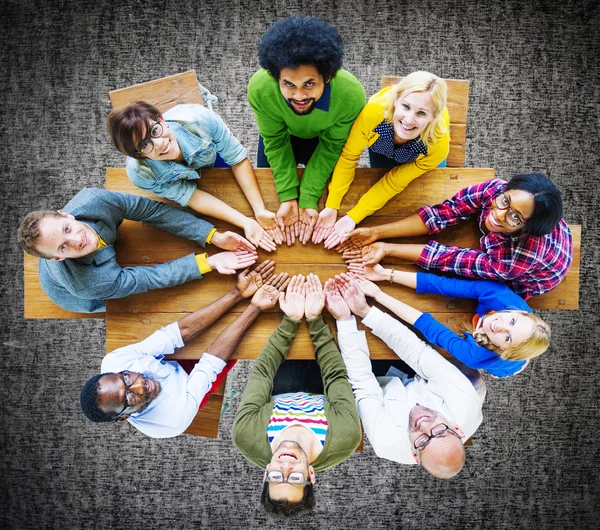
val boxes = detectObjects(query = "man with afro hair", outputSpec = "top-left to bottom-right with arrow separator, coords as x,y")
249,16 -> 365,246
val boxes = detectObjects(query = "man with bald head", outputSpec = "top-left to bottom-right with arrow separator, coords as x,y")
324,276 -> 486,478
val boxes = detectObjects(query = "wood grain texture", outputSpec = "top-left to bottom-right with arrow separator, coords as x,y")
109,70 -> 203,112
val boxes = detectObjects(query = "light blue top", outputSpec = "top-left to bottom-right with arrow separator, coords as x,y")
125,104 -> 248,206
38,188 -> 214,313
414,273 -> 530,378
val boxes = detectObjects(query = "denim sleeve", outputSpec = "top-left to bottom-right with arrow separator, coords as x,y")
193,107 -> 248,167
125,158 -> 197,207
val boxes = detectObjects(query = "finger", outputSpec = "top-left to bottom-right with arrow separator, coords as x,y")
293,219 -> 300,238
267,228 -> 283,246
285,225 -> 295,246
324,232 -> 341,250
238,235 -> 256,252
278,275 -> 291,292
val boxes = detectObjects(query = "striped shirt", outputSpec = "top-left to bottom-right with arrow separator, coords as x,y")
267,392 -> 329,446
417,179 -> 573,300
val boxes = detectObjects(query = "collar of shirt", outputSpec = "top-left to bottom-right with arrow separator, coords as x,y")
282,82 -> 331,112
372,121 -> 428,164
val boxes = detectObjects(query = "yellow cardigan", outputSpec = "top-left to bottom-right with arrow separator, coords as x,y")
325,86 -> 451,223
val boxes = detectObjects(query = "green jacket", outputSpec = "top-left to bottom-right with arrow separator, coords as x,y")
232,315 -> 362,471
248,69 -> 366,209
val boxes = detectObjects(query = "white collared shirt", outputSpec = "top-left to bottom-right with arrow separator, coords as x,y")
337,308 -> 486,464
101,322 -> 226,438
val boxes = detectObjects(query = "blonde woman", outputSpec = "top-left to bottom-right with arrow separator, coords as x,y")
342,267 -> 550,378
313,71 -> 449,247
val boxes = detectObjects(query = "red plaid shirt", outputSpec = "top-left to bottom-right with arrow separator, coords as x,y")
416,179 -> 573,300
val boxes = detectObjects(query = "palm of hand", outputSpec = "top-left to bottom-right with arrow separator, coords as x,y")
305,291 -> 325,319
281,291 -> 305,320
237,271 -> 262,298
253,285 -> 280,309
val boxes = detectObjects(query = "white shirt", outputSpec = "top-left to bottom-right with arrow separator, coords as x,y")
337,307 -> 486,464
101,322 -> 226,438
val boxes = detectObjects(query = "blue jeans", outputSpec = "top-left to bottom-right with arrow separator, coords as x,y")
257,135 -> 319,167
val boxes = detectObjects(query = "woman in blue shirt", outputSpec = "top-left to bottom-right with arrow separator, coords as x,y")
107,101 -> 282,251
342,264 -> 550,378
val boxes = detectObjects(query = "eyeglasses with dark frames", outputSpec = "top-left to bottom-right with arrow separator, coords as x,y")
264,470 -> 311,486
494,192 -> 525,227
115,370 -> 137,418
136,120 -> 163,155
413,423 -> 461,452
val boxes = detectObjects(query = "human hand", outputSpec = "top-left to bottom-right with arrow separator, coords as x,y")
236,260 -> 276,298
323,215 -> 356,249
210,230 -> 256,252
354,276 -> 383,299
207,249 -> 258,275
336,227 -> 378,253
334,273 -> 371,318
298,208 -> 318,245
343,242 -> 387,266
276,200 -> 299,246
250,272 -> 290,310
311,207 -> 337,244
278,274 -> 306,320
324,278 -> 351,321
255,209 -> 284,246
304,273 -> 325,319
243,218 -> 277,252
347,262 -> 389,283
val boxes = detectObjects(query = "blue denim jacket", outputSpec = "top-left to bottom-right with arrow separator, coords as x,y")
125,104 -> 248,206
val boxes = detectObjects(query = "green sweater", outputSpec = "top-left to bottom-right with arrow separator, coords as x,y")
232,315 -> 362,471
248,69 -> 366,209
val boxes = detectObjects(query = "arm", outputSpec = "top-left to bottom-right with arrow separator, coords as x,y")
297,81 -> 366,210
248,71 -> 299,203
346,124 -> 450,224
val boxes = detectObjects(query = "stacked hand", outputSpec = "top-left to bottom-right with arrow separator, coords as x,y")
346,262 -> 390,282
250,272 -> 291,310
255,209 -> 284,246
211,230 -> 256,252
276,200 -> 299,246
335,227 -> 378,252
324,278 -> 351,321
236,260 -> 276,298
342,242 -> 387,267
207,249 -> 258,275
243,218 -> 277,252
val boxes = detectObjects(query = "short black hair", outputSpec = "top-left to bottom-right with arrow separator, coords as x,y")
260,481 -> 316,516
259,16 -> 344,81
505,172 -> 564,236
80,373 -> 119,423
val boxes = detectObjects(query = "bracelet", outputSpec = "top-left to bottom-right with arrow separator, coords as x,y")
389,268 -> 395,284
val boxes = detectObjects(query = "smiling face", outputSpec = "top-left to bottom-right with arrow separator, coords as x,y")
265,441 -> 315,503
392,91 -> 436,144
35,211 -> 100,260
137,117 -> 183,162
484,189 -> 535,234
278,65 -> 327,115
478,311 -> 536,350
408,404 -> 465,470
96,371 -> 162,420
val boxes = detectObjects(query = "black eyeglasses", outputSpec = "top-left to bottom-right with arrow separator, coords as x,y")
494,192 -> 525,227
413,423 -> 461,452
264,471 -> 311,485
136,120 -> 163,155
116,371 -> 137,418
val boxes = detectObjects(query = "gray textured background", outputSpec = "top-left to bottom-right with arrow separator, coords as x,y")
2,0 -> 599,528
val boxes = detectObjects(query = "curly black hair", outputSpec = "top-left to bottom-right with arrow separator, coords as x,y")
259,16 -> 344,81
80,373 -> 119,423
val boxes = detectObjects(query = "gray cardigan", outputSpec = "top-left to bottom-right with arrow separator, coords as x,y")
38,188 -> 214,312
